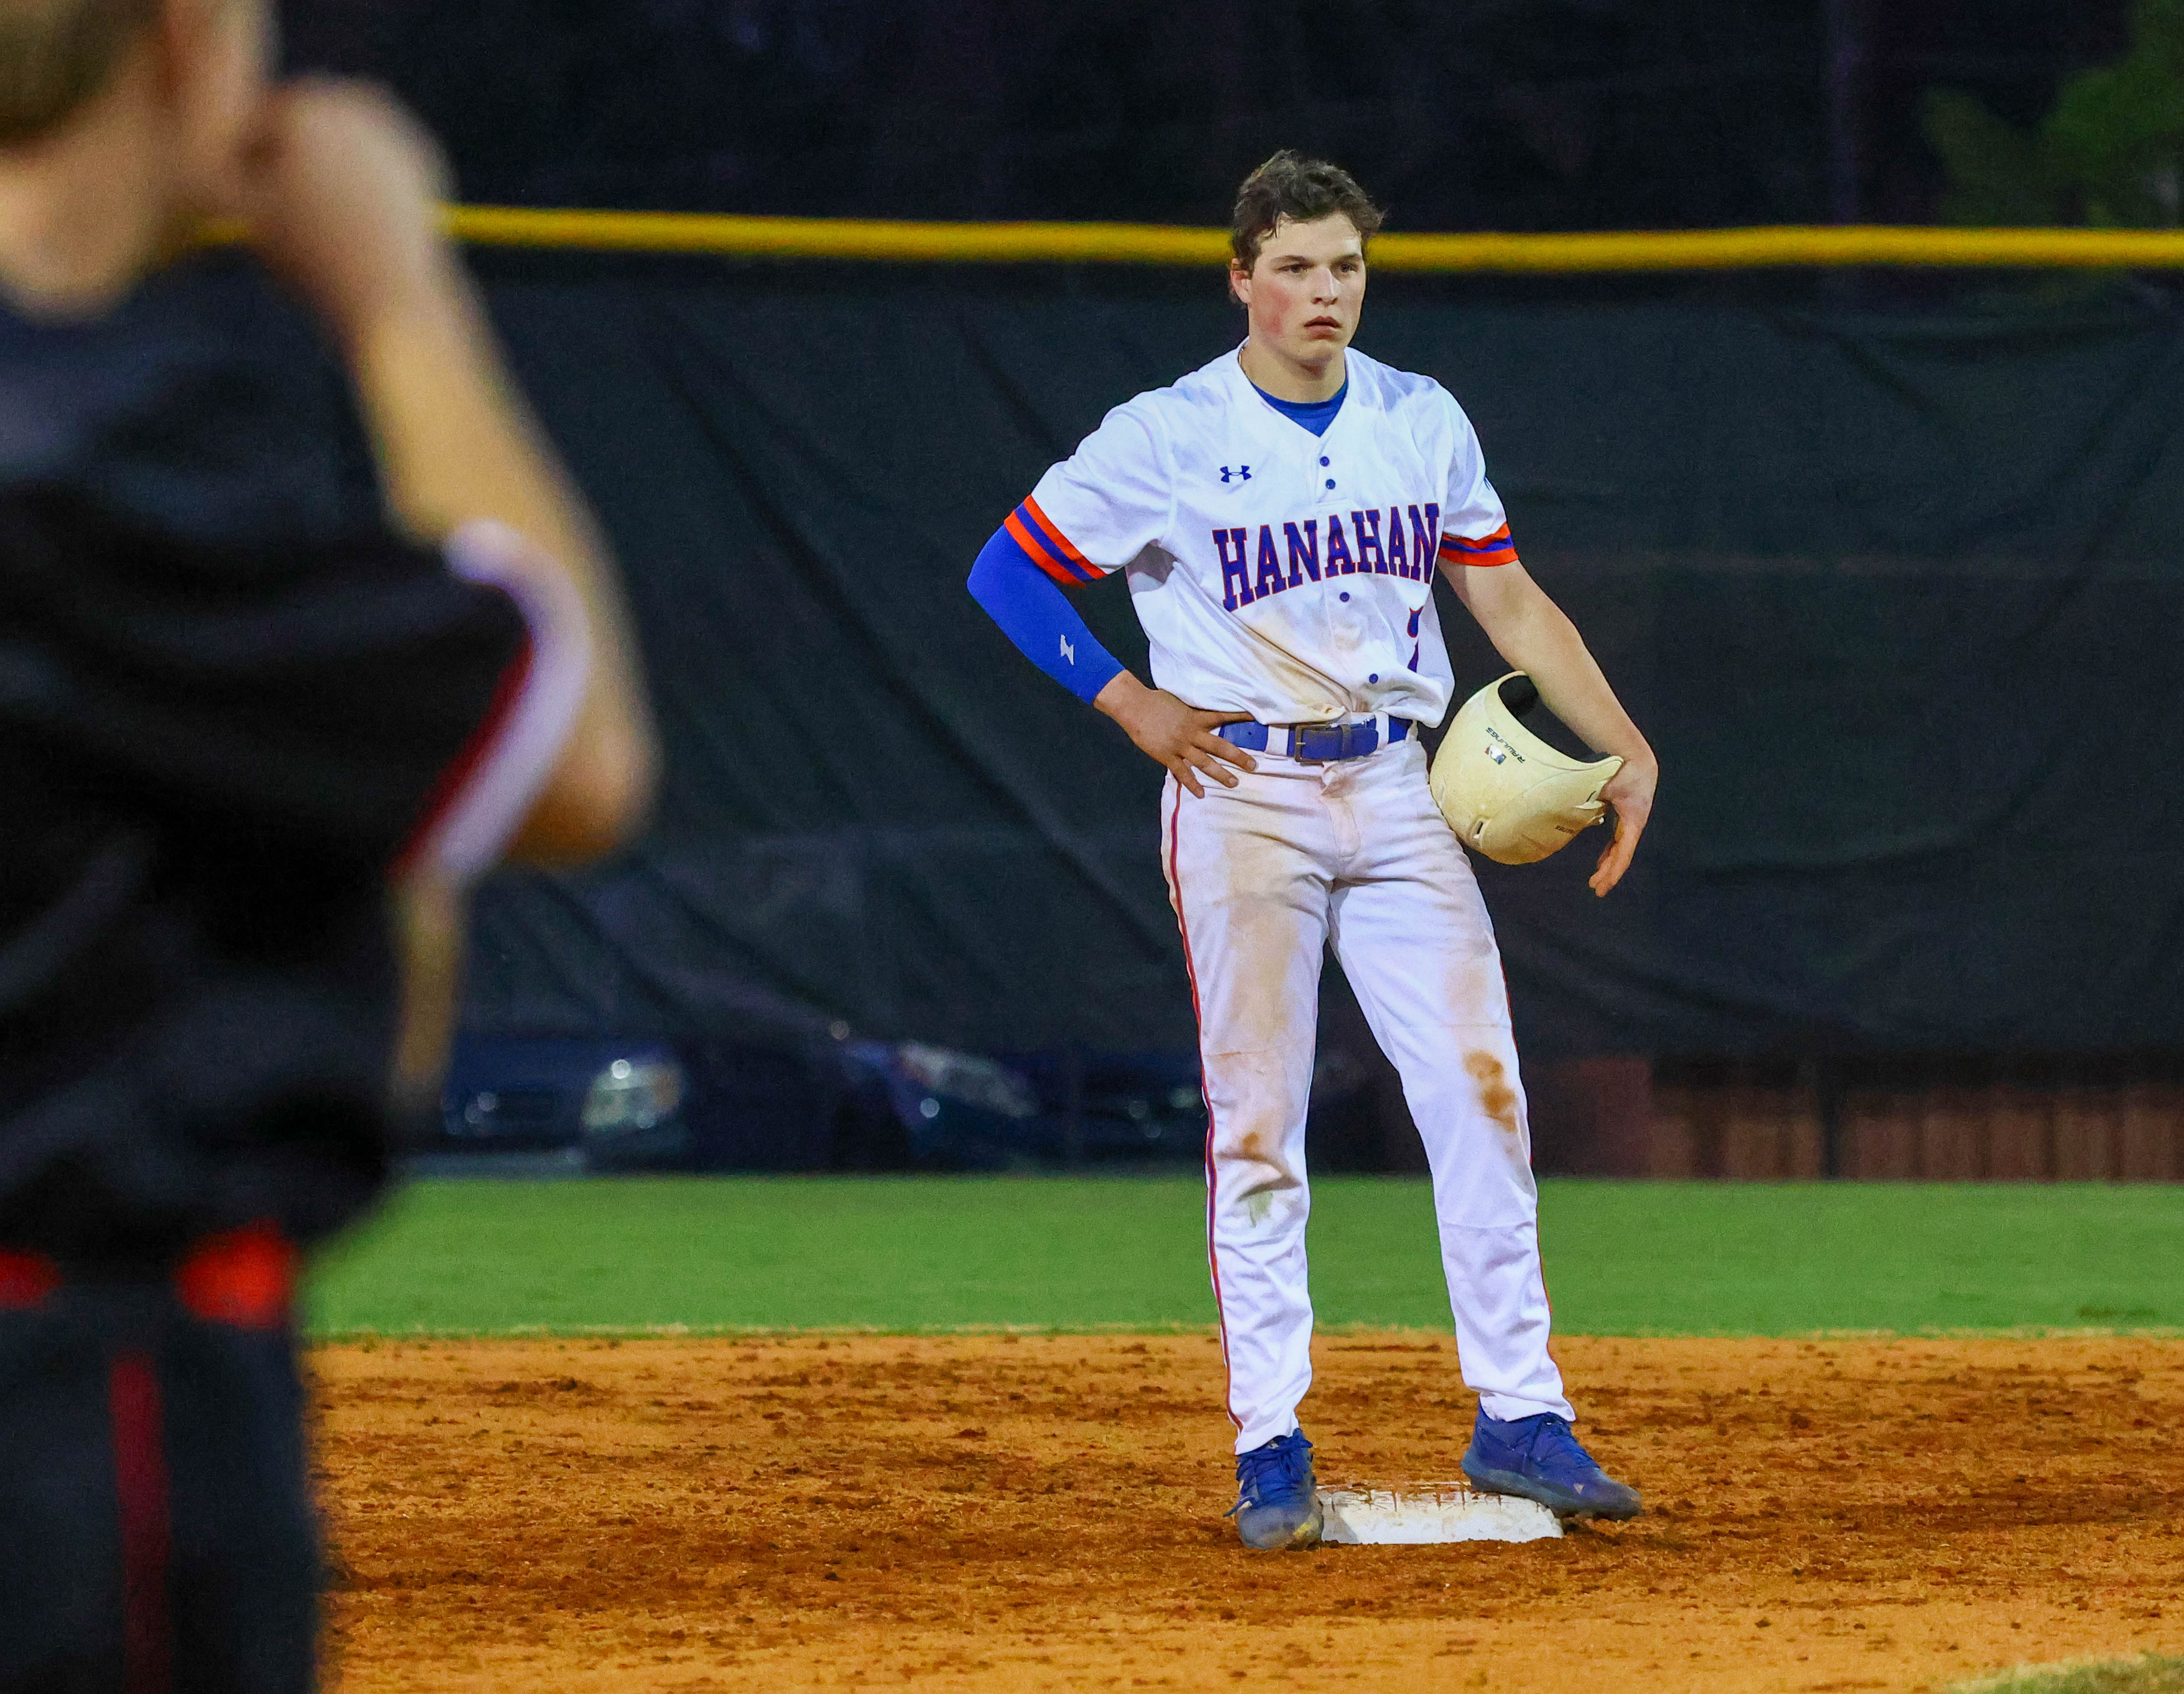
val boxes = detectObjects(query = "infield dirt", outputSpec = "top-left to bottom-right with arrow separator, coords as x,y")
314,1334 -> 2184,1694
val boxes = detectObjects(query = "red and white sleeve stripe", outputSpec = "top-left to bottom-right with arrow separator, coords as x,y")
395,520 -> 592,884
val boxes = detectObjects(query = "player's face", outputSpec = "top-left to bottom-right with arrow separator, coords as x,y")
1231,215 -> 1367,366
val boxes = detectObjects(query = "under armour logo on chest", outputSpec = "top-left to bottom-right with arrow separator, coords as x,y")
1220,465 -> 1251,483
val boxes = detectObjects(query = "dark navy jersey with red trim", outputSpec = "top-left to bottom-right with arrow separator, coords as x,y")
0,256 -> 531,1262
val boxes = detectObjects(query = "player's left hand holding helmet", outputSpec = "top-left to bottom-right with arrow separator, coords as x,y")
1430,672 -> 1626,867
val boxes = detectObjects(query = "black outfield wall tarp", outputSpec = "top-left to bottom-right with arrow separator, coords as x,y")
451,276 -> 2184,1060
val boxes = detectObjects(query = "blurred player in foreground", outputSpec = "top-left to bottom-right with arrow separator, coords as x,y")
0,0 -> 656,1683
968,152 -> 1654,1549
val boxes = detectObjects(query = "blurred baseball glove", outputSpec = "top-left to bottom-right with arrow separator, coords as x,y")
1430,672 -> 1623,865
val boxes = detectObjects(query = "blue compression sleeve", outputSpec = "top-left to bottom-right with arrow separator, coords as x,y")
967,523 -> 1126,703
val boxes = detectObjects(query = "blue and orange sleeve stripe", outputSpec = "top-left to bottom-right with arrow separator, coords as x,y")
1003,496 -> 1101,585
967,518 -> 1124,703
1436,522 -> 1519,569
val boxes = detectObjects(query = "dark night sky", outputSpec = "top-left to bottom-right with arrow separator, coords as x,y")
283,1 -> 2128,228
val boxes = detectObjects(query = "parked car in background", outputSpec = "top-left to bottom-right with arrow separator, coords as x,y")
420,1031 -> 1208,1175
824,1040 -> 1208,1170
425,1034 -> 690,1174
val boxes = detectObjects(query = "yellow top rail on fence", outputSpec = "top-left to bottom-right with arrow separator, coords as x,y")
441,206 -> 2184,270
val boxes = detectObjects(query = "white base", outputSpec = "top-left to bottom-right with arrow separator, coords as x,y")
1317,1482 -> 1562,1545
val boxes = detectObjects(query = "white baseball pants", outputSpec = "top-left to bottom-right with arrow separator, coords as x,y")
1160,735 -> 1574,1454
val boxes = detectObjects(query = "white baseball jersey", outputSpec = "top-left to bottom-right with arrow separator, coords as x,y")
1015,344 -> 1517,727
1005,339 -> 1578,1456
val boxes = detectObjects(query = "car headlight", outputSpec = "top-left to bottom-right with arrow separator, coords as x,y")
894,1043 -> 1038,1119
581,1056 -> 685,1135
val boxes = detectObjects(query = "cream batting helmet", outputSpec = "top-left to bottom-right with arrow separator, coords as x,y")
1430,672 -> 1623,865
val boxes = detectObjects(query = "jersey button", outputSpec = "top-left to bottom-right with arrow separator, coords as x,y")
1320,456 -> 1330,466
1324,479 -> 1336,489
1369,674 -> 1379,683
1339,592 -> 1350,601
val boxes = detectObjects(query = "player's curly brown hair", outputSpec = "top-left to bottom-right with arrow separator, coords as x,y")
0,0 -> 161,145
1229,150 -> 1385,274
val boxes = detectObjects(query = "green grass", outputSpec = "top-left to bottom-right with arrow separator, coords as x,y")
300,1176 -> 2184,1339
1950,1656 -> 2184,1694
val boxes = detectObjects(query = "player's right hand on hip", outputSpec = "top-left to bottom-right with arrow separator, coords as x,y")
237,80 -> 459,351
1093,675 -> 1257,798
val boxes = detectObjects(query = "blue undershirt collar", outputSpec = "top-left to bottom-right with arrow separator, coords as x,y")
1250,375 -> 1347,436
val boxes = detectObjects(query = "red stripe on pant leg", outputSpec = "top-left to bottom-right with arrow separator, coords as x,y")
1493,960 -> 1566,1415
1165,783 -> 1239,1432
109,1351 -> 171,1694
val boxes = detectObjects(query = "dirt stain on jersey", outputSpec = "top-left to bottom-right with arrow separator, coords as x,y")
1464,1050 -> 1520,1135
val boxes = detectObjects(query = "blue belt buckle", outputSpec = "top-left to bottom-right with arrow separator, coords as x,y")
1293,719 -> 1379,762
1220,716 -> 1407,762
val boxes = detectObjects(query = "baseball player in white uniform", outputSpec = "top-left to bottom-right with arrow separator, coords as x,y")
967,151 -> 1658,1548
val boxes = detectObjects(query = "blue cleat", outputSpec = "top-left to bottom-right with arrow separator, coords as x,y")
1227,1430 -> 1324,1550
1461,1409 -> 1643,1521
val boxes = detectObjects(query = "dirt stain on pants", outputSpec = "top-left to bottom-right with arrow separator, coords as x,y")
1464,1050 -> 1520,1135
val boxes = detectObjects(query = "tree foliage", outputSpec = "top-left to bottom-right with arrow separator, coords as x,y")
1926,0 -> 2184,225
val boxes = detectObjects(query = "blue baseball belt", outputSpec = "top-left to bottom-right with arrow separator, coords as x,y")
1214,712 -> 1413,763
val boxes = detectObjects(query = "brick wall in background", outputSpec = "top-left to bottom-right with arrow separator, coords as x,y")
1528,1056 -> 2184,1180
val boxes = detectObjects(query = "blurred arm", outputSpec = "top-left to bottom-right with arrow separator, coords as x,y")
347,287 -> 656,862
389,869 -> 464,1109
246,83 -> 658,865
